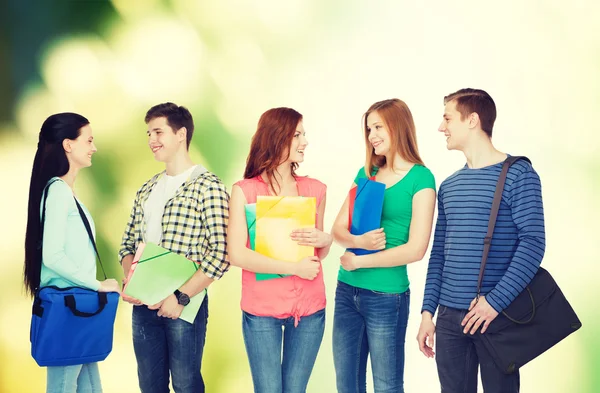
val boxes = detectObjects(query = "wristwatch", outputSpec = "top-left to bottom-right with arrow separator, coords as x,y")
173,289 -> 190,306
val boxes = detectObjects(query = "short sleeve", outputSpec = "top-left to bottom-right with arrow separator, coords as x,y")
312,179 -> 327,206
234,178 -> 259,204
353,167 -> 369,185
413,166 -> 436,194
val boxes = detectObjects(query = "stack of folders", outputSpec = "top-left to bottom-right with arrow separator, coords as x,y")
347,177 -> 386,255
245,196 -> 316,281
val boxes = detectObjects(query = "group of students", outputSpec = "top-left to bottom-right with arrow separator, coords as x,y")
23,87 -> 545,393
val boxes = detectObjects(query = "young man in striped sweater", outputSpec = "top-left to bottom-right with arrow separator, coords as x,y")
417,89 -> 545,392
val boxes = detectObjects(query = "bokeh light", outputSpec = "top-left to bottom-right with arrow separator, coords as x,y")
1,1 -> 598,392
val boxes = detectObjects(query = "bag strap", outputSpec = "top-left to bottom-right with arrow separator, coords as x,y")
40,179 -> 60,249
476,156 -> 531,297
41,179 -> 107,281
64,292 -> 108,317
74,198 -> 107,279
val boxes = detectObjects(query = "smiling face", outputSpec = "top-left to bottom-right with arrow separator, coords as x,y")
285,120 -> 308,164
146,116 -> 186,162
439,99 -> 471,151
64,124 -> 97,169
366,111 -> 391,157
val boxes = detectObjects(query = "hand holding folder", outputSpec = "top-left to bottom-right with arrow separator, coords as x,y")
245,196 -> 316,280
347,177 -> 386,255
123,242 -> 206,323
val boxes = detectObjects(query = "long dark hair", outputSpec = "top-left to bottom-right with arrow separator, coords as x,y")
243,107 -> 303,193
24,113 -> 90,296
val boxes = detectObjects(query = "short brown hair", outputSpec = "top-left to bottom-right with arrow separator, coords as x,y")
444,89 -> 496,137
145,102 -> 194,148
364,99 -> 424,176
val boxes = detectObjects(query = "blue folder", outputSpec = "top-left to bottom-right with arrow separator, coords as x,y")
347,178 -> 386,255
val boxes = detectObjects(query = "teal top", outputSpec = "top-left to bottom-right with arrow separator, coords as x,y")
40,178 -> 100,290
338,164 -> 436,293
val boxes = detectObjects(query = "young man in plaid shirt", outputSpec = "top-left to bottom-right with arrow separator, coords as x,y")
119,103 -> 230,393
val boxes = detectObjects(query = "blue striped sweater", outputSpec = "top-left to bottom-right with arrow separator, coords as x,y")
421,158 -> 545,315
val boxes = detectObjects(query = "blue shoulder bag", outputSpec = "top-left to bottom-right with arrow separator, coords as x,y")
30,180 -> 119,367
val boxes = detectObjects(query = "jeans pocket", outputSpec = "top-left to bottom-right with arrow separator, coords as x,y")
437,305 -> 448,317
369,289 -> 398,296
242,311 -> 257,322
397,289 -> 410,321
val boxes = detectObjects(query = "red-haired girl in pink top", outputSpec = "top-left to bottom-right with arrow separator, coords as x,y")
227,107 -> 332,393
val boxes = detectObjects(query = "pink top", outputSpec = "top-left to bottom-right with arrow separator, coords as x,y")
235,176 -> 327,326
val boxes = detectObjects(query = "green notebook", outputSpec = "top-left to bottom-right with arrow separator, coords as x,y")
244,203 -> 288,281
124,242 -> 206,324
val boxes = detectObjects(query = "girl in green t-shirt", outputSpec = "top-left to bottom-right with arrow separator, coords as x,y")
331,98 -> 436,392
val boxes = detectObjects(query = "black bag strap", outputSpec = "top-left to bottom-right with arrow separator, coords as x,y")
476,155 -> 531,295
64,292 -> 108,317
41,179 -> 107,281
39,179 -> 60,250
73,198 -> 107,279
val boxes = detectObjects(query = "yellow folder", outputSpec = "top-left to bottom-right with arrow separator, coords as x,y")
255,196 -> 316,263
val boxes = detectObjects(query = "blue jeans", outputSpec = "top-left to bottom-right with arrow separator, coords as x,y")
435,305 -> 520,393
333,281 -> 410,393
46,363 -> 102,393
242,308 -> 325,393
132,296 -> 208,393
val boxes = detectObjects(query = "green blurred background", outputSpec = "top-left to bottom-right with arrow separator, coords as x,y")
1,1 -> 598,392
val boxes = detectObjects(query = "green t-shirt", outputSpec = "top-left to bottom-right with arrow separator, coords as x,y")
337,164 -> 436,293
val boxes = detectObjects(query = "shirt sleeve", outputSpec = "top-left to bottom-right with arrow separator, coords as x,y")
486,167 -> 546,313
413,166 -> 436,194
353,166 -> 368,184
42,181 -> 101,290
421,189 -> 446,316
196,181 -> 230,279
118,190 -> 140,263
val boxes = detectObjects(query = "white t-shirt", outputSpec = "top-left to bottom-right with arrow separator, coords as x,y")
144,165 -> 198,244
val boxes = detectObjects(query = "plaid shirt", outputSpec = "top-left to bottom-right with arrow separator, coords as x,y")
119,167 -> 230,279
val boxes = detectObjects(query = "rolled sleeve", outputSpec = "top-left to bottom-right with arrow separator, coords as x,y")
118,192 -> 140,264
198,182 -> 230,279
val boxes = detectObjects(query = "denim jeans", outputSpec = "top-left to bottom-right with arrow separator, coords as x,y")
435,305 -> 520,393
242,308 -> 325,393
132,296 -> 208,393
46,363 -> 102,393
332,281 -> 410,393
